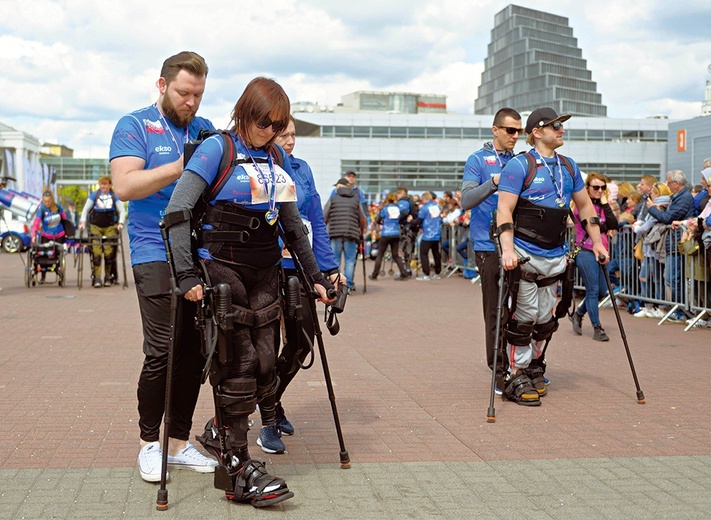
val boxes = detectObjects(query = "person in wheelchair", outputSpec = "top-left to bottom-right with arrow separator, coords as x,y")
30,191 -> 68,284
79,176 -> 126,287
165,77 -> 335,507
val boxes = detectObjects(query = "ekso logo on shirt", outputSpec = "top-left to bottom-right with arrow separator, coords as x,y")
154,145 -> 172,155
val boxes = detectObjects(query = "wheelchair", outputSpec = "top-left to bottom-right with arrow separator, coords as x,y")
25,241 -> 66,287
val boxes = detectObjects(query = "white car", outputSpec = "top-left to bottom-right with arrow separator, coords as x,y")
0,217 -> 32,253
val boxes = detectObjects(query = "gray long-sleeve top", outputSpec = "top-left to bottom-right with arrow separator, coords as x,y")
165,170 -> 326,294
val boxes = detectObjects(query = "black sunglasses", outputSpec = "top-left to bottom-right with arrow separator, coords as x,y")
498,126 -> 523,135
589,184 -> 607,191
543,121 -> 564,131
255,116 -> 286,133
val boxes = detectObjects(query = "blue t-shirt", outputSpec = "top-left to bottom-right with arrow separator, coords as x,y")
184,133 -> 298,261
281,155 -> 338,272
379,204 -> 403,237
396,198 -> 411,216
109,104 -> 214,266
499,149 -> 585,257
463,145 -> 513,252
418,201 -> 442,241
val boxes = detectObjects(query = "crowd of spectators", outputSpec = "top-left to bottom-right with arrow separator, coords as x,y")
354,163 -> 711,327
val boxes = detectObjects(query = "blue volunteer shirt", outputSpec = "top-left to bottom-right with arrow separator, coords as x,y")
418,201 -> 442,241
498,149 -> 585,258
379,204 -> 403,237
109,104 -> 214,266
463,144 -> 513,252
281,155 -> 338,272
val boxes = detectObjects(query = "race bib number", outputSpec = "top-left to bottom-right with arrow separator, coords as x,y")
428,205 -> 441,218
244,163 -> 297,204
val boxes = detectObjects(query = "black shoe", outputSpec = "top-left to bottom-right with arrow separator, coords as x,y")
92,276 -> 102,288
227,460 -> 294,507
570,312 -> 583,335
368,274 -> 377,280
593,326 -> 609,342
104,277 -> 112,287
394,274 -> 409,281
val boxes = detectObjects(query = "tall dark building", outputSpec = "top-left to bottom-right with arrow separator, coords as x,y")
475,4 -> 607,117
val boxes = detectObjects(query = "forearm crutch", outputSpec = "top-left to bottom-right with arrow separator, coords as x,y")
599,254 -> 645,404
155,219 -> 181,510
486,237 -> 507,423
283,239 -> 350,469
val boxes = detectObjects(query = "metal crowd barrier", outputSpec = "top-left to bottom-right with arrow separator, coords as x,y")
569,223 -> 710,332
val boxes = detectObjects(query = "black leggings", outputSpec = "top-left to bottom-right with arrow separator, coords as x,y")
419,240 -> 441,276
372,235 -> 408,276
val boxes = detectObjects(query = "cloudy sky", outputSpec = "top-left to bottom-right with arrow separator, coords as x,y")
2,0 -> 710,158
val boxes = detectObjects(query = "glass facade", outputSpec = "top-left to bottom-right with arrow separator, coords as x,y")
475,5 -> 607,117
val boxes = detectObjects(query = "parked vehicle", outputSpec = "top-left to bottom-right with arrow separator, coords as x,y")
1,218 -> 32,253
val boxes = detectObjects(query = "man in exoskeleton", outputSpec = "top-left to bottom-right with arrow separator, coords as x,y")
496,107 -> 608,406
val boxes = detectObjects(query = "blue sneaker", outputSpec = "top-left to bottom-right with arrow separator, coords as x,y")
257,425 -> 286,454
275,403 -> 294,436
544,377 -> 550,386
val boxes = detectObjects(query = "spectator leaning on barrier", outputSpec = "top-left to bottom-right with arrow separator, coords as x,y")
633,174 -> 657,221
461,107 -> 522,384
646,170 -> 696,322
633,183 -> 671,318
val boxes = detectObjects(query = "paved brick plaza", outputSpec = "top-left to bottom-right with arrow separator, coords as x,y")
0,245 -> 709,519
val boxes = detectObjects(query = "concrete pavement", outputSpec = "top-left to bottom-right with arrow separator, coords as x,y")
0,246 -> 709,519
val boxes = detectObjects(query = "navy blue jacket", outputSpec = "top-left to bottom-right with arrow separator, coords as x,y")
647,187 -> 696,223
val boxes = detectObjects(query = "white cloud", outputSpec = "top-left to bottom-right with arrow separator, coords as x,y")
1,0 -> 710,156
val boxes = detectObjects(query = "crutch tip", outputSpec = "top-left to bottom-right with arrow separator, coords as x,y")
486,416 -> 496,423
156,489 -> 168,511
339,451 -> 351,469
637,391 -> 646,404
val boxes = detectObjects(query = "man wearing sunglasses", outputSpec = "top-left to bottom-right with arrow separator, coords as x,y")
461,107 -> 523,394
110,52 -> 218,481
495,107 -> 608,407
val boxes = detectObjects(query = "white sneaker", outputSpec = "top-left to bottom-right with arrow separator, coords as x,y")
416,275 -> 431,281
645,308 -> 665,319
138,441 -> 165,482
634,308 -> 648,318
431,274 -> 441,280
167,441 -> 218,473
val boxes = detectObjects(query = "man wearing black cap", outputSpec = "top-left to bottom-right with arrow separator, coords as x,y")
495,107 -> 608,406
324,177 -> 367,292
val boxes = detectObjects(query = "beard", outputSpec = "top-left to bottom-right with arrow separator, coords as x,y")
161,94 -> 195,128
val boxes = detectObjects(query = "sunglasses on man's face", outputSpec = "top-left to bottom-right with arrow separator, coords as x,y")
255,116 -> 286,133
543,121 -> 564,131
498,126 -> 523,135
589,184 -> 607,191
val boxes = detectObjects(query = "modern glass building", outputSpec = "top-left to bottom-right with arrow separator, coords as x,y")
475,4 -> 607,117
294,112 -> 670,203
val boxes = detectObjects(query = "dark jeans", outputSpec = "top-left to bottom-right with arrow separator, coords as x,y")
420,240 -> 441,276
134,262 -> 203,442
575,249 -> 608,327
